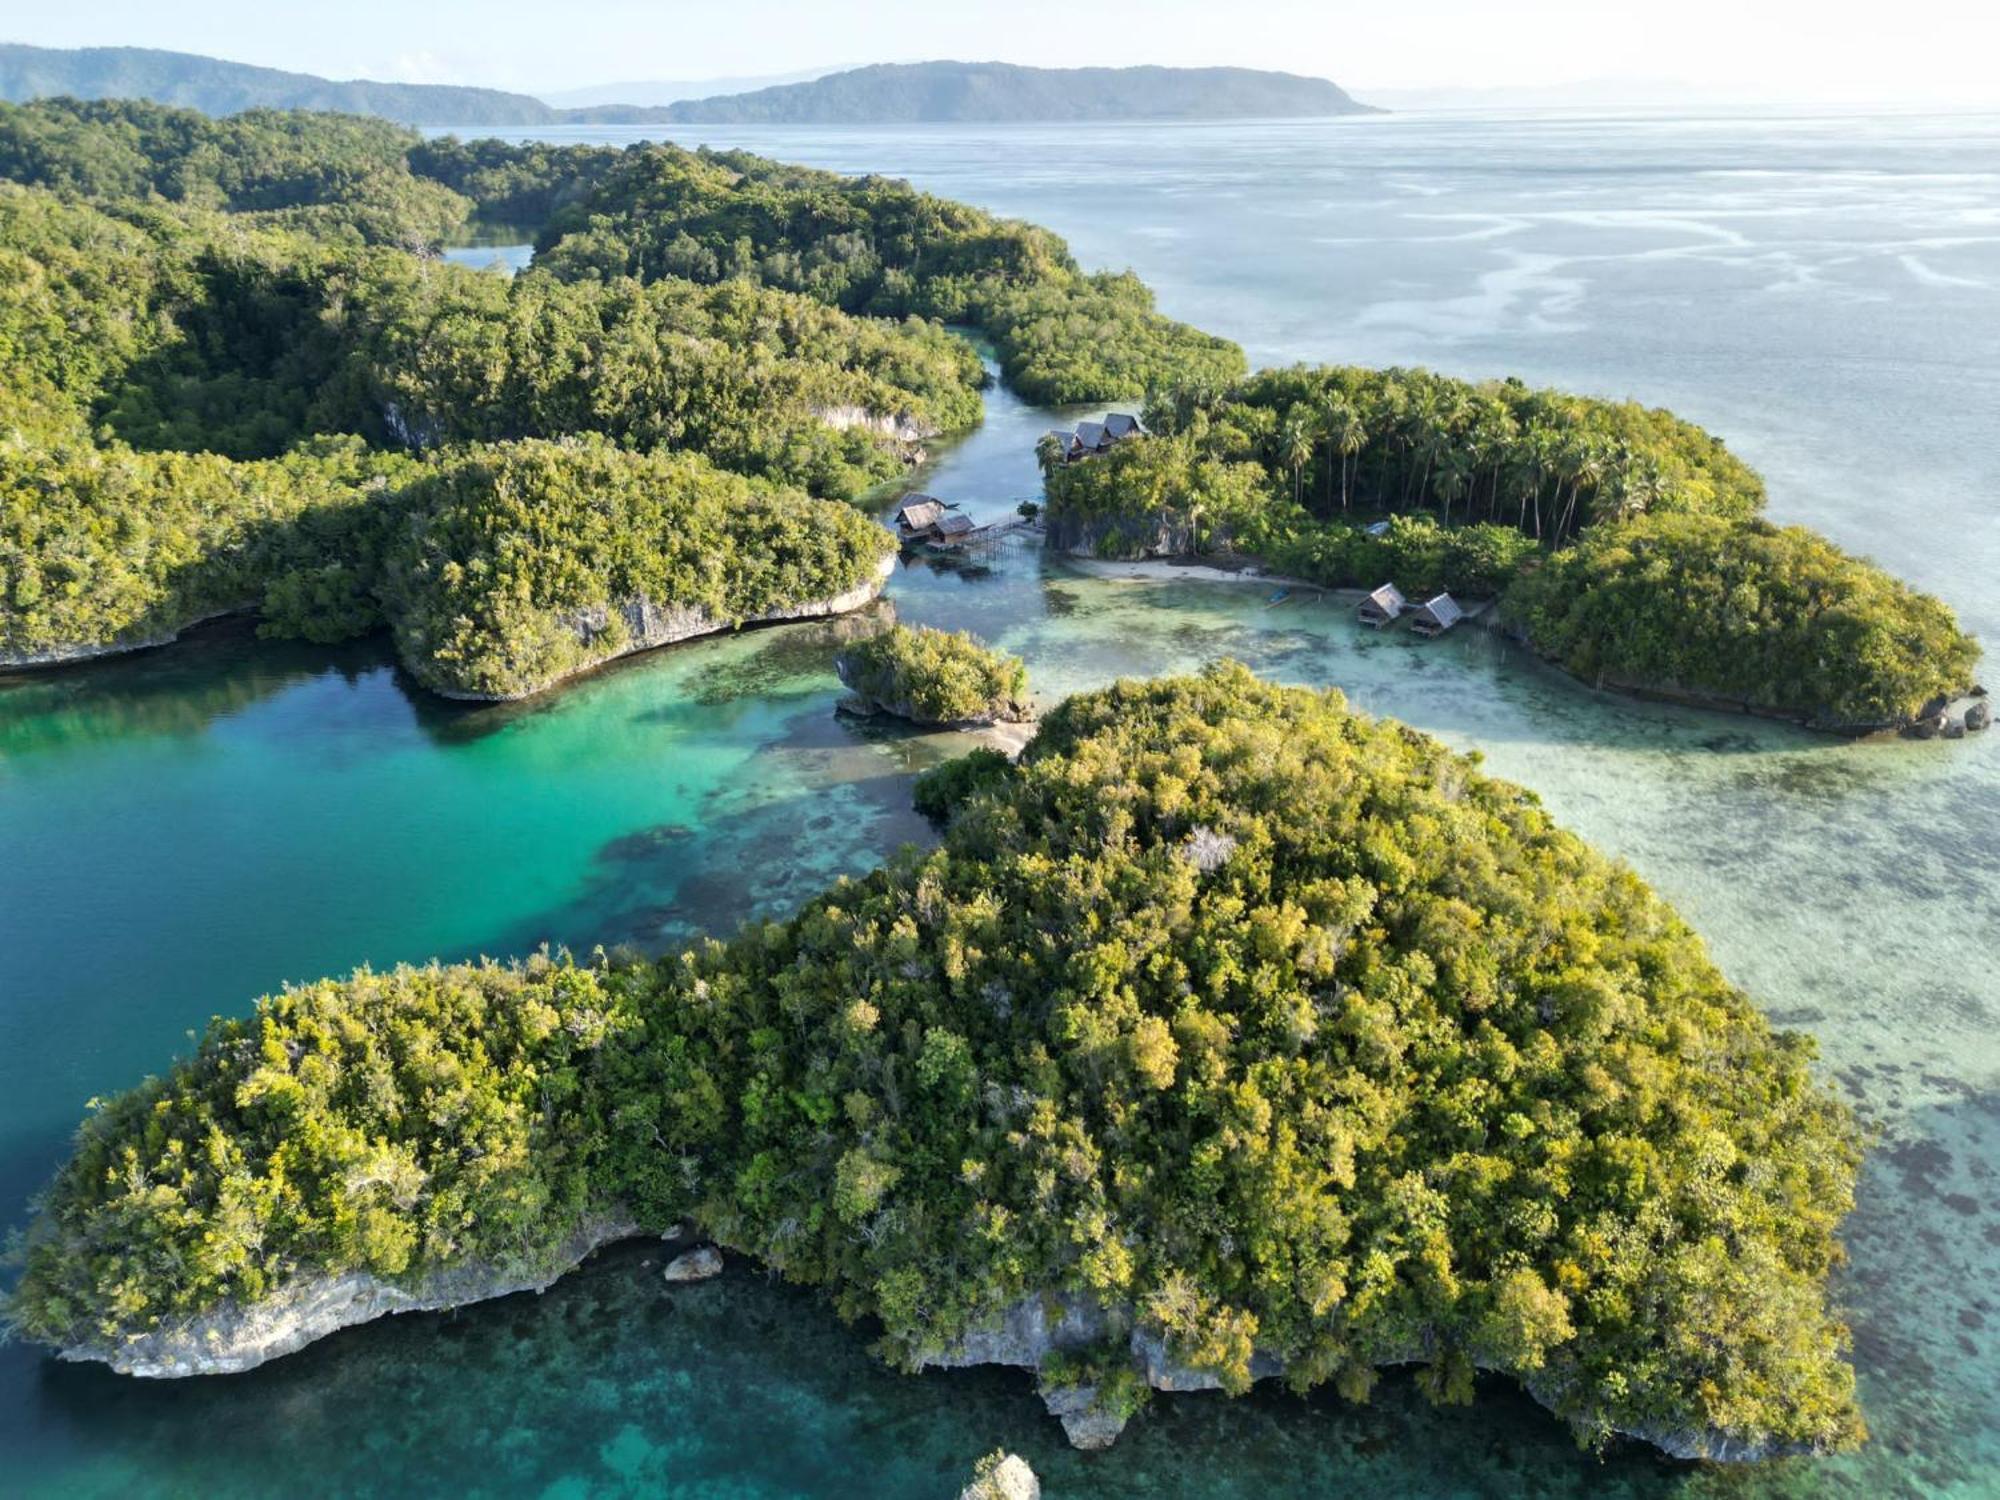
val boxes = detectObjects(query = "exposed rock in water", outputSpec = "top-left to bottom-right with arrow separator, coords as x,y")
832,651 -> 1034,727
833,693 -> 884,720
1944,717 -> 1967,740
918,1290 -> 1808,1460
1037,1381 -> 1128,1450
959,1451 -> 1040,1500
1967,700 -> 1991,732
54,1214 -> 641,1378
661,1246 -> 723,1283
916,1291 -> 1112,1371
55,1246 -> 1814,1462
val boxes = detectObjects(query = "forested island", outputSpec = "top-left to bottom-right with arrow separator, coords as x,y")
657,62 -> 1377,123
0,43 -> 589,126
0,94 -> 1977,717
0,98 -> 1232,692
6,666 -> 1866,1462
1045,369 -> 1981,731
0,94 -> 1976,720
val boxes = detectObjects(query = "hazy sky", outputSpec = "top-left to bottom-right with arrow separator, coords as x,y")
9,0 -> 1999,105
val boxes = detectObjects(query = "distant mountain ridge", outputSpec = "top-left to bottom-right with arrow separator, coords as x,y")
0,46 -> 1377,127
0,44 -> 572,126
661,61 -> 1378,122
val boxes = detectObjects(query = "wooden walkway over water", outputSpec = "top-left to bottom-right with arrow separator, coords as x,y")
920,513 -> 1041,555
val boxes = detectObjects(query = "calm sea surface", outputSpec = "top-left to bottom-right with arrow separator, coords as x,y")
7,109 -> 2000,1496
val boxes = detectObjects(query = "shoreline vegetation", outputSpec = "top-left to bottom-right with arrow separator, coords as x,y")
6,667 -> 1866,1462
1042,369 -> 1980,734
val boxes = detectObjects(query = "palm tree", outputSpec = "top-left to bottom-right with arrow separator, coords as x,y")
1332,400 -> 1367,512
1405,385 -> 1444,506
1313,390 -> 1347,514
1369,377 -> 1407,508
1472,400 -> 1517,521
1435,451 -> 1472,529
1556,441 -> 1608,542
1523,423 -> 1559,538
1278,412 -> 1314,508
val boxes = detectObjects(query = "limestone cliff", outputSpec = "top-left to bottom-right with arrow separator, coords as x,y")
56,1215 -> 642,1378
917,1290 -> 1811,1461
55,1243 -> 1811,1461
1041,508 -> 1203,561
429,554 -> 898,702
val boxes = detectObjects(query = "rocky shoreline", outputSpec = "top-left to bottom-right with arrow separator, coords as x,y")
0,606 -> 252,672
1508,640 -> 1988,738
916,1290 -> 1816,1462
54,1239 -> 1811,1464
430,554 -> 899,702
55,1214 -> 646,1378
0,560 -> 899,704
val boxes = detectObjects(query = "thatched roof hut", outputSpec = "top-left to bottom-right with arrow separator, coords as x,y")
894,496 -> 951,539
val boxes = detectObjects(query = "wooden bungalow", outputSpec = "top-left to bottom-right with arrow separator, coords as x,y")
1358,583 -> 1407,629
931,511 -> 978,544
1410,593 -> 1465,637
1044,413 -> 1145,464
894,496 -> 954,542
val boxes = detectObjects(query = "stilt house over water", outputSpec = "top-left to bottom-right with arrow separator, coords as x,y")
1410,593 -> 1465,637
1359,583 -> 1407,628
932,511 -> 978,543
894,495 -> 956,543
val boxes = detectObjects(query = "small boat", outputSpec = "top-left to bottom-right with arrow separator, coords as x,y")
1266,588 -> 1291,607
